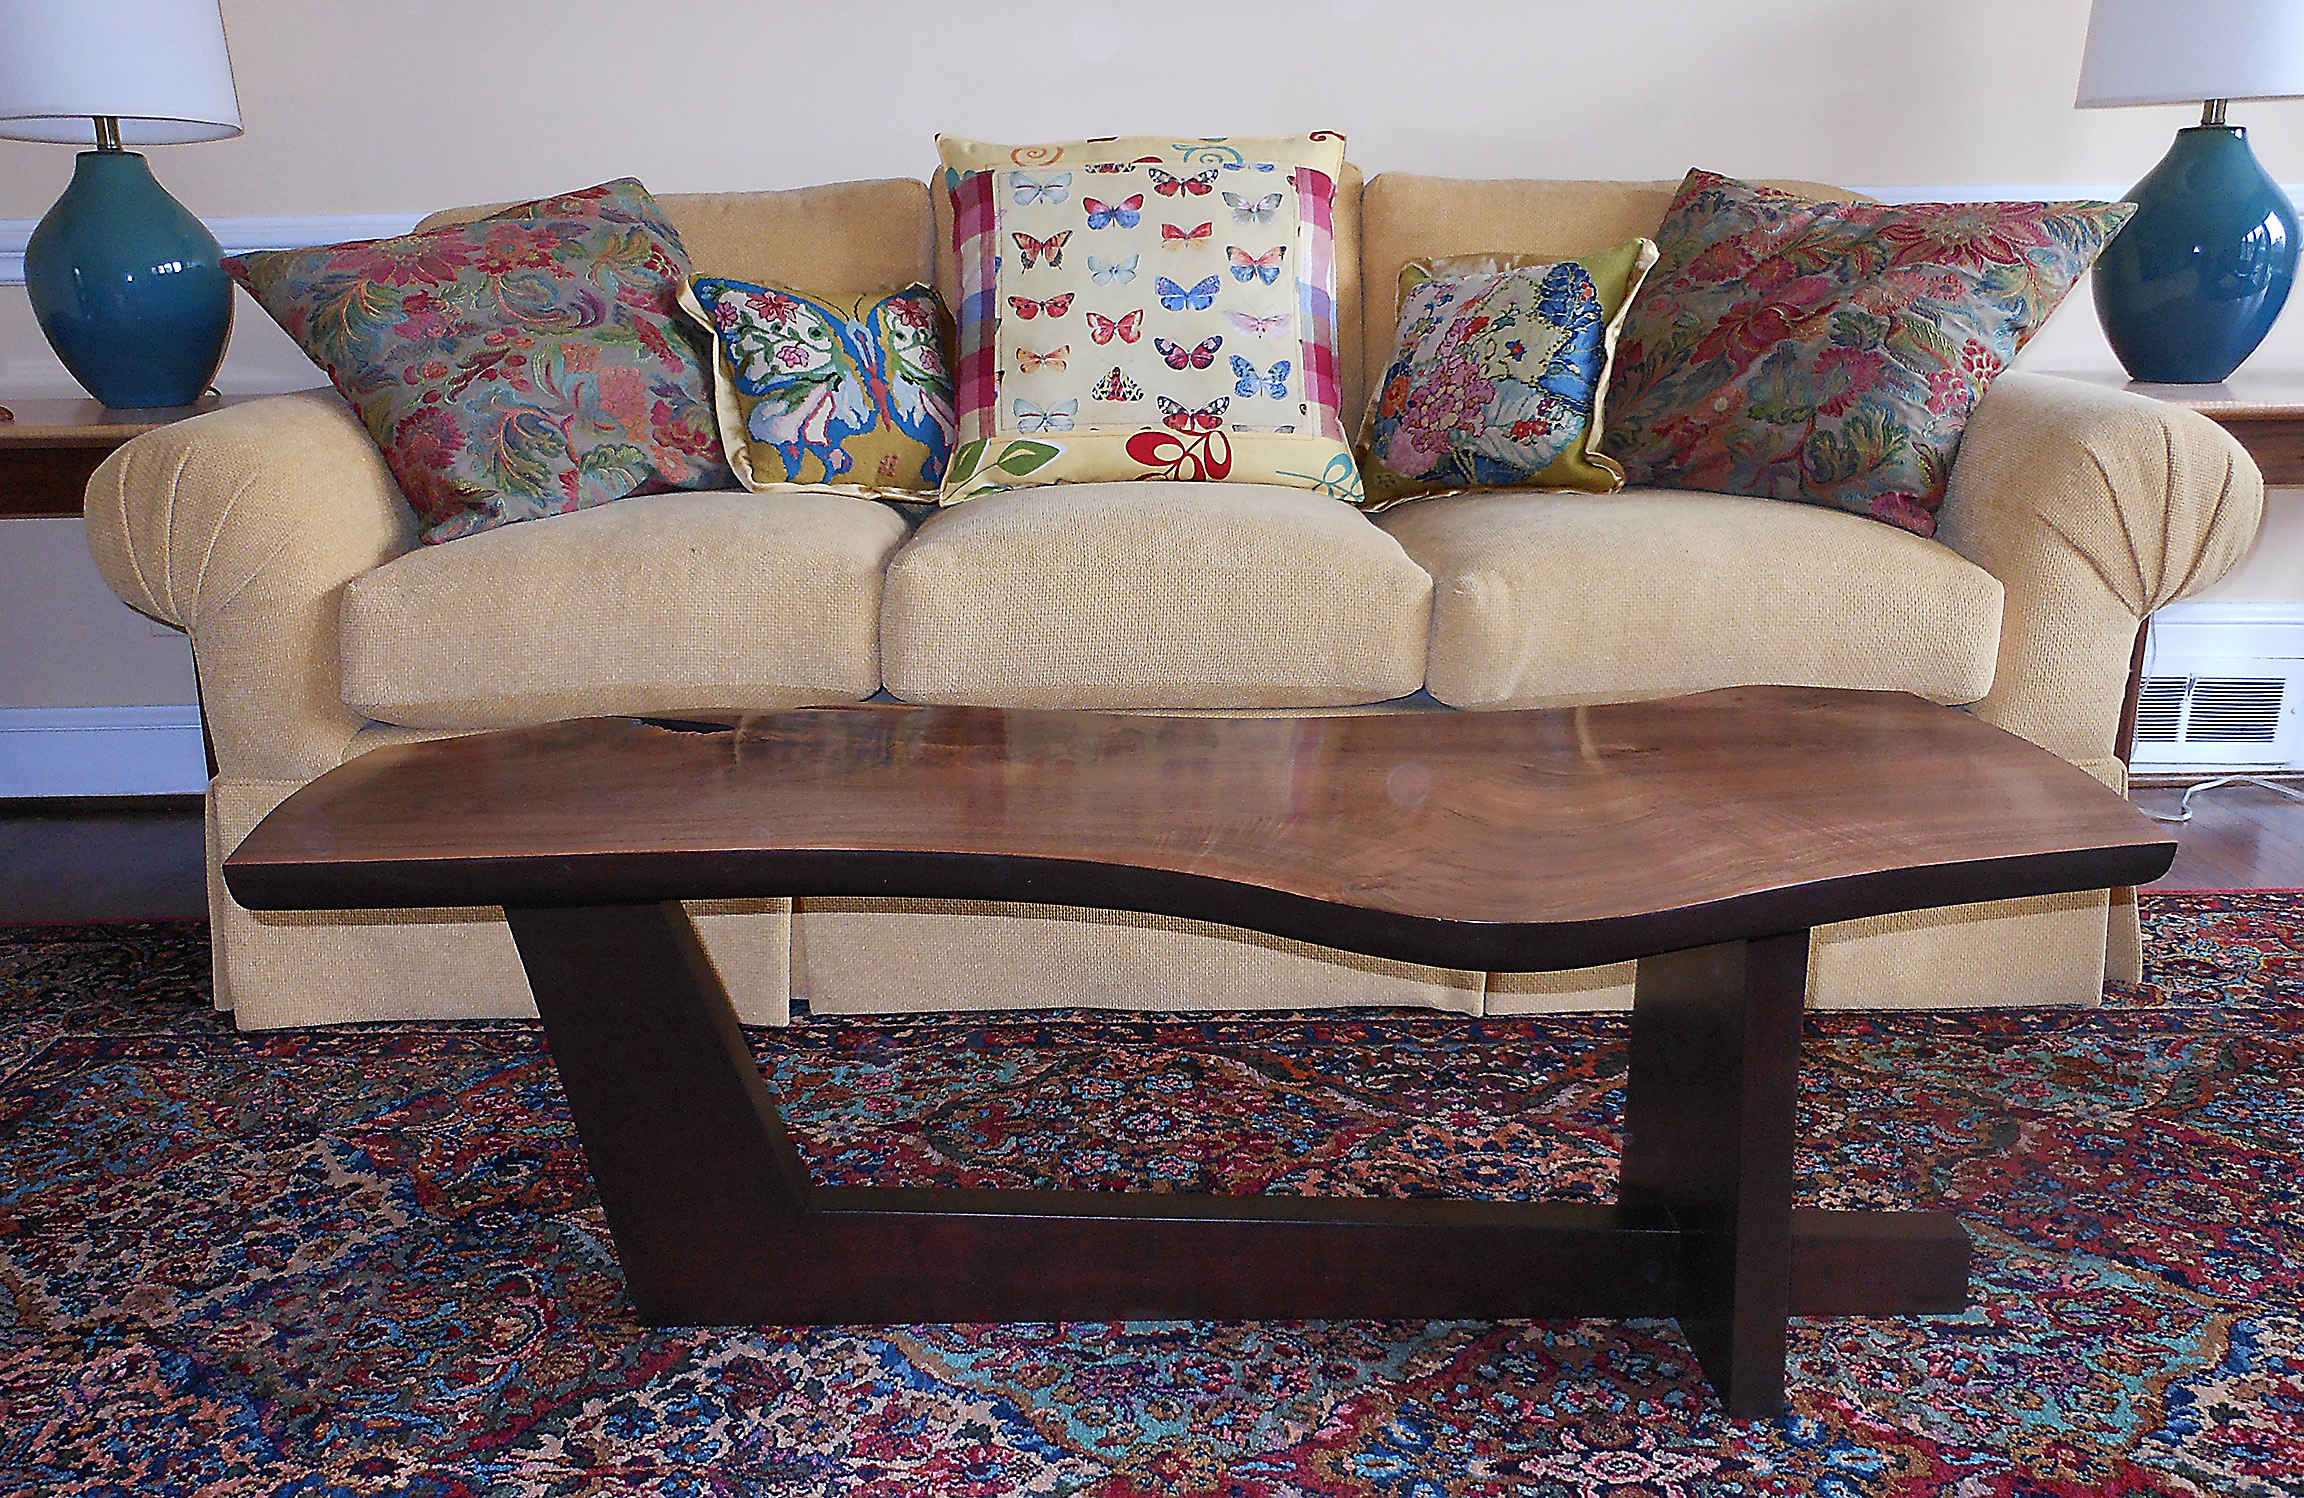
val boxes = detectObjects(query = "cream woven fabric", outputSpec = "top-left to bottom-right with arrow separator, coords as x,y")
420,179 -> 936,299
794,899 -> 1483,1016
1379,488 -> 2004,709
880,482 -> 1432,709
339,489 -> 906,730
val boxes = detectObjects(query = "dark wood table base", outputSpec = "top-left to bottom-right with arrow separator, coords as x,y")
507,902 -> 1970,1420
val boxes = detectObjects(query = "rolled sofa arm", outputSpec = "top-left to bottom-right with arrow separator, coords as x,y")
1936,370 -> 2264,765
84,392 -> 420,782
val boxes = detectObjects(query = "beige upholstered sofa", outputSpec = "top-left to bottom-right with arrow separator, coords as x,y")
85,172 -> 2264,1031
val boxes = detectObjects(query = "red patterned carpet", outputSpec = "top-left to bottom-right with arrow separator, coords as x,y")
0,892 -> 2298,1496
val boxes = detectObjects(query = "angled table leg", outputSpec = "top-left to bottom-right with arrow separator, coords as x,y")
506,902 -> 1965,1415
505,901 -> 818,1322
1622,933 -> 1807,1419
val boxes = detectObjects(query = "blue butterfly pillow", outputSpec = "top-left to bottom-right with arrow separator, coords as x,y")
679,276 -> 960,496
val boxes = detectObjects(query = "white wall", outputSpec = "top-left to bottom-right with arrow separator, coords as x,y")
4,0 -> 2302,785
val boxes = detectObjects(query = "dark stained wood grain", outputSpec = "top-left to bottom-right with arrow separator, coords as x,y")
226,687 -> 2175,974
1622,935 -> 1809,1418
225,688 -> 2163,1417
501,903 -> 1966,1343
0,443 -> 117,519
2211,414 -> 2304,487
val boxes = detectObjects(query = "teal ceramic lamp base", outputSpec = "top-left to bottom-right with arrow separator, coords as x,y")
23,149 -> 232,409
2093,122 -> 2298,384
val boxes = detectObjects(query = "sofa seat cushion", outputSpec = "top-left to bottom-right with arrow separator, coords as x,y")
880,483 -> 1432,709
339,489 -> 908,729
1378,489 -> 2003,710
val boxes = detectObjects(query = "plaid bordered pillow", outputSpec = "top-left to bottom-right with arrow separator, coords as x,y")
936,133 -> 1363,506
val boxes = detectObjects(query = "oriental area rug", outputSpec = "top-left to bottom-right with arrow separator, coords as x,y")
1,892 -> 2298,1497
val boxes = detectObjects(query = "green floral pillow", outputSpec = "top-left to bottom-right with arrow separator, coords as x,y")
226,178 -> 732,545
679,277 -> 957,496
1603,170 -> 2133,537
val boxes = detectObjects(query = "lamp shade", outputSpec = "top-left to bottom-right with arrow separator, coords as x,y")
2079,0 -> 2304,108
0,0 -> 241,145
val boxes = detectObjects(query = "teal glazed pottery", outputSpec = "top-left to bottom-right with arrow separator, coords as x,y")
23,150 -> 232,408
2094,124 -> 2297,384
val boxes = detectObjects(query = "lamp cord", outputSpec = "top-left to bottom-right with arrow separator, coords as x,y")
2145,772 -> 2304,824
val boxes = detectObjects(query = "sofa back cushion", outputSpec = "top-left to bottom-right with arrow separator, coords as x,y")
419,178 -> 936,297
1357,176 -> 1851,434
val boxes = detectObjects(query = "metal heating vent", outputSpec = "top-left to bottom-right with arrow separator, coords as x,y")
2133,677 -> 2186,744
2131,672 -> 2293,769
2185,677 -> 2286,743
2134,607 -> 2304,774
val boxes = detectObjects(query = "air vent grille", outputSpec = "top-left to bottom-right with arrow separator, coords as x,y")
2185,677 -> 2285,742
2135,677 -> 2186,743
2133,673 -> 2290,765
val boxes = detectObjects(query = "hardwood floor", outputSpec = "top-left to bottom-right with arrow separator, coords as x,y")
2,779 -> 2300,926
2132,779 -> 2304,890
2,797 -> 206,923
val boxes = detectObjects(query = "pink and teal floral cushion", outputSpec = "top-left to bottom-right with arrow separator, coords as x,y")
1602,170 -> 2134,537
225,178 -> 732,545
1360,238 -> 1656,509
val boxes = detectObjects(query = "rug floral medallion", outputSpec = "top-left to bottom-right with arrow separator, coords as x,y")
1,893 -> 2298,1496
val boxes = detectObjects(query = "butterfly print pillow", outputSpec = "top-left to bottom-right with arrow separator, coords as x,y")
936,132 -> 1363,506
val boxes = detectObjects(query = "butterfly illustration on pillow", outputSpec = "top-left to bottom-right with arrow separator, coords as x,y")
1086,310 -> 1144,345
1155,335 -> 1223,371
1083,162 -> 1140,175
1227,245 -> 1287,285
1229,355 -> 1291,398
1006,293 -> 1074,319
1013,397 -> 1077,432
1089,254 -> 1139,286
1155,274 -> 1222,312
1223,191 -> 1283,225
1012,231 -> 1071,269
1091,366 -> 1145,402
1016,345 -> 1069,373
1156,394 -> 1231,432
1161,222 -> 1213,251
1011,172 -> 1071,206
1223,309 -> 1291,338
1083,194 -> 1144,230
1149,166 -> 1218,198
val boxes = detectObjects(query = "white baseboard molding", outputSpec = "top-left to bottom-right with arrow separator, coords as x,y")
0,705 -> 207,798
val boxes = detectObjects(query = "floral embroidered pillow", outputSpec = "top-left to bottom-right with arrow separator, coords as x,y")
225,178 -> 732,545
1360,238 -> 1657,510
1603,169 -> 2133,537
679,277 -> 957,496
937,133 -> 1363,506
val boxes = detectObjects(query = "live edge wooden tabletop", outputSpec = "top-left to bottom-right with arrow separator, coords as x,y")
221,685 -> 2177,1418
226,685 -> 2175,973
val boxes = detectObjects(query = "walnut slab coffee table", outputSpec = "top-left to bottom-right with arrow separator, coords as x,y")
223,686 -> 2175,1417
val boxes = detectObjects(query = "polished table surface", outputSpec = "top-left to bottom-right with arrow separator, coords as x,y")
220,687 -> 2178,1419
226,686 -> 2177,973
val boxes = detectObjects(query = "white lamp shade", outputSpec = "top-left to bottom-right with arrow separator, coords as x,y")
0,0 -> 240,145
2079,0 -> 2304,108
